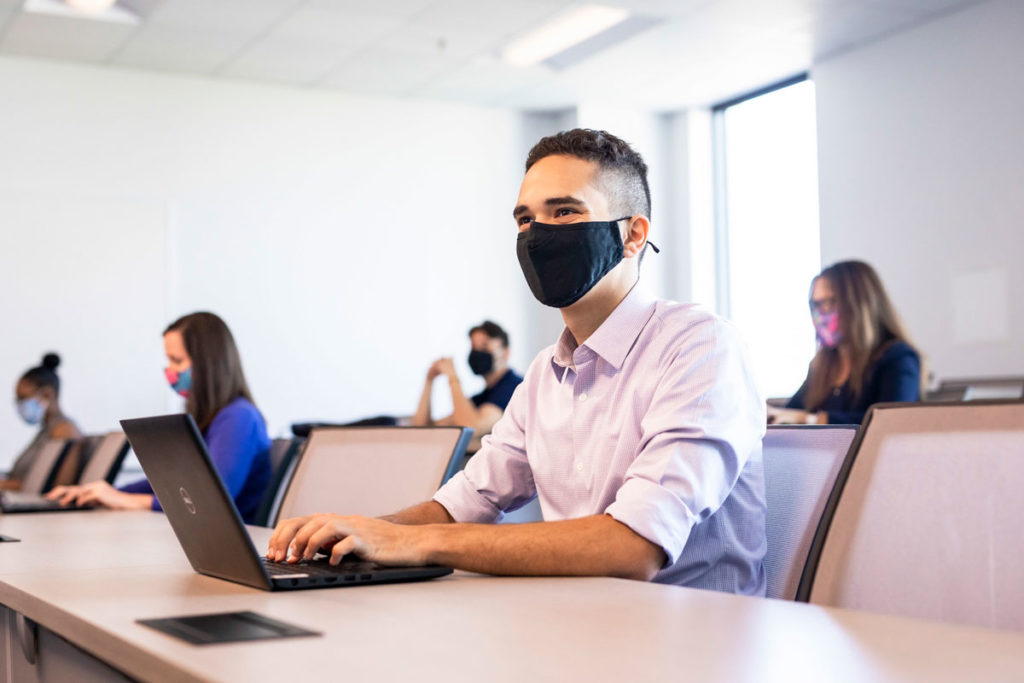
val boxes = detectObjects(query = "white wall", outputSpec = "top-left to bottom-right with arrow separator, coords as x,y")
813,0 -> 1024,381
0,56 -> 528,466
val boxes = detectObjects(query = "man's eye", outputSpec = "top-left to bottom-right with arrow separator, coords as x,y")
517,216 -> 533,226
554,208 -> 578,217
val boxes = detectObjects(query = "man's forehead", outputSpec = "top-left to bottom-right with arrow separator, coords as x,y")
517,155 -> 603,204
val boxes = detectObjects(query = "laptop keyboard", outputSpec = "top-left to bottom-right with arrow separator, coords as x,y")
261,557 -> 378,577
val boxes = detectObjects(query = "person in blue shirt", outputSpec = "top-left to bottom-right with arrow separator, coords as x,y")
411,320 -> 523,452
48,312 -> 271,523
768,260 -> 923,425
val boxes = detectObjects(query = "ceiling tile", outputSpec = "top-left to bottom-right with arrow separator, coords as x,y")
322,47 -> 459,95
0,12 -> 137,62
221,6 -> 397,83
112,24 -> 251,73
143,0 -> 300,34
414,0 -> 571,37
302,0 -> 437,21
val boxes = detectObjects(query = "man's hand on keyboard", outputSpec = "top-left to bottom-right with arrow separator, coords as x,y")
267,514 -> 431,567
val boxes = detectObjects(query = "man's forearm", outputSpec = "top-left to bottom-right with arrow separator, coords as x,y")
410,379 -> 434,427
382,500 -> 454,525
447,378 -> 480,427
416,514 -> 665,581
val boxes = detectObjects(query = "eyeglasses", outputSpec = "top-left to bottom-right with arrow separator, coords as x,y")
809,297 -> 838,315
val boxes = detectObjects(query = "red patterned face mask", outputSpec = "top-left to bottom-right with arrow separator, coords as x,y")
164,367 -> 192,398
812,310 -> 842,348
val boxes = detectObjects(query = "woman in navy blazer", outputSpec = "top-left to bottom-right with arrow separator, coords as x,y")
769,260 -> 923,425
49,312 -> 271,523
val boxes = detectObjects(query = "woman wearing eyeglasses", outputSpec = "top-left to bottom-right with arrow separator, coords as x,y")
767,260 -> 922,425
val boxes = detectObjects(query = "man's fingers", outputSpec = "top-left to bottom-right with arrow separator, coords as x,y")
305,522 -> 350,561
288,516 -> 330,562
267,516 -> 310,561
329,536 -> 360,565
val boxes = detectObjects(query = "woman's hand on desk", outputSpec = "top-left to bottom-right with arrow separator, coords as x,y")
45,481 -> 153,510
267,513 -> 430,567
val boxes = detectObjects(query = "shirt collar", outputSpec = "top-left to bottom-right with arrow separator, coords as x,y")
551,285 -> 658,373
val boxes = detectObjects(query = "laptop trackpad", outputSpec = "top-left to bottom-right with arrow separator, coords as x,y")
137,611 -> 321,645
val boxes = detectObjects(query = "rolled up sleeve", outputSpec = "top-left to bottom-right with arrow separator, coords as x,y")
433,380 -> 536,523
606,318 -> 765,568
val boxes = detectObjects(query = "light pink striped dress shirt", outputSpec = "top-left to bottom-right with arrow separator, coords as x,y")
433,285 -> 767,594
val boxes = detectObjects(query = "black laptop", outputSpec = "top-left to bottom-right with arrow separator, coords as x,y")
120,414 -> 453,591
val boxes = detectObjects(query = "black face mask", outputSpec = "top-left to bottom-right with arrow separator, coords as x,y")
468,350 -> 494,376
517,218 -> 630,308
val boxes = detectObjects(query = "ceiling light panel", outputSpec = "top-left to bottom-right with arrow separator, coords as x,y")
502,4 -> 632,67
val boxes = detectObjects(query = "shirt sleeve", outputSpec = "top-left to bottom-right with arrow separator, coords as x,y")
433,369 -> 536,522
604,317 -> 766,567
204,404 -> 261,500
118,477 -> 161,511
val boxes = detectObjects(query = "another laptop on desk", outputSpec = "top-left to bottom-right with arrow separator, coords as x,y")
1,432 -> 131,514
119,414 -> 453,591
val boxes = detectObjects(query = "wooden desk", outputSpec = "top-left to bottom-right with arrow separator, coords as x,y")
1,512 -> 1023,682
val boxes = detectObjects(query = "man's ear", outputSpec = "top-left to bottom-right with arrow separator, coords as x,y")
622,216 -> 650,258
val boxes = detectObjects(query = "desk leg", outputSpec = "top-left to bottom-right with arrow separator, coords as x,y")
1,606 -> 131,683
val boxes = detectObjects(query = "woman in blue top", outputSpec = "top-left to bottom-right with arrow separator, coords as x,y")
49,312 -> 271,523
768,260 -> 923,425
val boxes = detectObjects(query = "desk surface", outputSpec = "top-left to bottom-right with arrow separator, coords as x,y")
1,511 -> 1023,683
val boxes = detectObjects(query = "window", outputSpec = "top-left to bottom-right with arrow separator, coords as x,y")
713,76 -> 821,399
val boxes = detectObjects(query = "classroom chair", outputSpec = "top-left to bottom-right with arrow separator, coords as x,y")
762,425 -> 858,600
797,400 -> 1024,630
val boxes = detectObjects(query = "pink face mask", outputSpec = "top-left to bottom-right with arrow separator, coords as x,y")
164,367 -> 192,398
812,310 -> 842,348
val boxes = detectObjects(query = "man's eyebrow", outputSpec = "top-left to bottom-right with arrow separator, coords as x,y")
512,196 -> 587,218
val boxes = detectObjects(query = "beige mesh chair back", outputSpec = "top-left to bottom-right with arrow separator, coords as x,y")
762,425 -> 857,600
77,431 -> 130,484
274,427 -> 472,524
798,401 -> 1024,630
20,439 -> 71,494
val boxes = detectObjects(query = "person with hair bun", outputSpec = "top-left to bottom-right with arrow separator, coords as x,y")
768,260 -> 923,425
6,353 -> 82,487
48,312 -> 271,523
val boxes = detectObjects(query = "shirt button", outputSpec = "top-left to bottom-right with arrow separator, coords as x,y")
576,462 -> 584,473
579,392 -> 588,402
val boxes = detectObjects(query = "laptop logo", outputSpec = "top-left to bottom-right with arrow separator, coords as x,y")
179,487 -> 196,515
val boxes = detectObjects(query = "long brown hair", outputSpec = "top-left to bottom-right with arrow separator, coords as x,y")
164,312 -> 255,432
804,261 -> 921,410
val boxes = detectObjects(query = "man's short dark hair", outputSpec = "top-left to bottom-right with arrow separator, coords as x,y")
468,320 -> 509,348
525,128 -> 651,220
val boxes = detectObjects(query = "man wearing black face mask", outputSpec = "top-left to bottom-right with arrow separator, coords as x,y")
269,130 -> 766,596
411,321 -> 523,453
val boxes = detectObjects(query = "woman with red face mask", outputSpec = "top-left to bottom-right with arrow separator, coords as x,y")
47,312 -> 271,523
767,260 -> 923,425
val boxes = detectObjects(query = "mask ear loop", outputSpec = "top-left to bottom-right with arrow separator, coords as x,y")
617,217 -> 660,254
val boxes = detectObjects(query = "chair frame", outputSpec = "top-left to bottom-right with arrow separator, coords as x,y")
762,424 -> 859,600
270,426 -> 472,527
795,399 -> 1024,602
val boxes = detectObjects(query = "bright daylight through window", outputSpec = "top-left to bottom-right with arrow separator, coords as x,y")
716,78 -> 821,400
